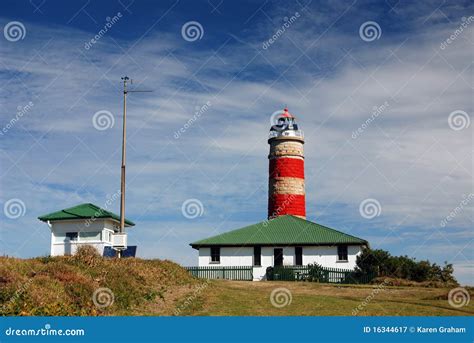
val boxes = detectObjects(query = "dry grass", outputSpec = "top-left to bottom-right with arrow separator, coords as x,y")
177,280 -> 474,316
0,255 -> 203,316
2,256 -> 473,316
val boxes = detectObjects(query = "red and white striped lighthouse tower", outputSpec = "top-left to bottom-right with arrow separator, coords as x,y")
268,108 -> 306,219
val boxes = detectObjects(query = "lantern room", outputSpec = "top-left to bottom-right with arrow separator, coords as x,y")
269,108 -> 304,141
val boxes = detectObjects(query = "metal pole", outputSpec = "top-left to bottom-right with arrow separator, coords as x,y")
118,76 -> 128,258
116,77 -> 151,258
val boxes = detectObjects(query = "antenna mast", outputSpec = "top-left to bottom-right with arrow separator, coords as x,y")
116,76 -> 152,258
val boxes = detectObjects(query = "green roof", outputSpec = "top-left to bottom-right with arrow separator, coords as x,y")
190,215 -> 366,248
38,203 -> 135,226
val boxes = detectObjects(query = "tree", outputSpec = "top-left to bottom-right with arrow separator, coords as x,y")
355,248 -> 458,284
355,248 -> 391,276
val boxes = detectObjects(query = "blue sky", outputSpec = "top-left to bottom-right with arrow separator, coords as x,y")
0,0 -> 473,284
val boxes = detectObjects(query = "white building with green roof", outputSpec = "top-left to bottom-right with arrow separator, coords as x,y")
190,109 -> 368,280
190,215 -> 368,280
38,203 -> 135,256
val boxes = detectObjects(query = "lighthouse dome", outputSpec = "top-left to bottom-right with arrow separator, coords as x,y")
269,108 -> 304,140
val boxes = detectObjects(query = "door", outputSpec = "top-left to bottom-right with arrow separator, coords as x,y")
274,248 -> 283,266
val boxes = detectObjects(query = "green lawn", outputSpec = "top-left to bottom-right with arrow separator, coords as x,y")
178,280 -> 474,316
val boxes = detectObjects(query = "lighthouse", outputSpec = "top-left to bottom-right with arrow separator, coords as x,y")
191,107 -> 369,280
268,108 -> 306,219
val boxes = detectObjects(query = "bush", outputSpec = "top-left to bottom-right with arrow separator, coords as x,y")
265,267 -> 274,280
265,266 -> 295,281
356,248 -> 458,285
75,245 -> 100,257
306,263 -> 327,282
73,245 -> 101,267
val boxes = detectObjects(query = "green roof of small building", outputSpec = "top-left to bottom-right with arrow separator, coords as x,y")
190,215 -> 367,248
38,203 -> 135,226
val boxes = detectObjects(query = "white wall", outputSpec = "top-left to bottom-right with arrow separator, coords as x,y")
51,242 -> 106,256
49,219 -> 116,256
197,245 -> 363,281
303,245 -> 361,269
198,247 -> 253,266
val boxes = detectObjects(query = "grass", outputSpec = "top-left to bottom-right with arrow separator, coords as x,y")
0,255 -> 202,316
178,280 -> 474,316
1,256 -> 473,316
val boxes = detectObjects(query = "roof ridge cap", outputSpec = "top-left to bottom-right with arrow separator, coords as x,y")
86,203 -> 103,210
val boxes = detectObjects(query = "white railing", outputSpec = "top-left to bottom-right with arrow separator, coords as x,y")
269,130 -> 304,139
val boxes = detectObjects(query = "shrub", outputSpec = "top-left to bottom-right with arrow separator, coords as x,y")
356,248 -> 458,285
265,266 -> 274,280
306,263 -> 327,282
355,249 -> 390,276
75,245 -> 100,258
73,245 -> 101,267
265,266 -> 295,281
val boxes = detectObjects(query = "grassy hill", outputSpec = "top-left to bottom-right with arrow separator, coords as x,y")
1,254 -> 473,316
0,255 -> 203,316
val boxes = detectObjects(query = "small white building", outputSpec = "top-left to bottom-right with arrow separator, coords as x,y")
38,203 -> 135,256
190,215 -> 368,281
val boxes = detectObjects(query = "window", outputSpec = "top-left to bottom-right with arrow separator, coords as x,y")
254,246 -> 261,266
65,232 -> 78,241
210,247 -> 220,263
295,246 -> 303,266
337,245 -> 348,261
104,230 -> 113,242
79,232 -> 101,241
